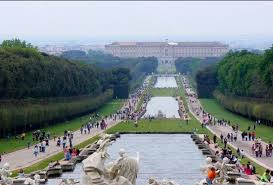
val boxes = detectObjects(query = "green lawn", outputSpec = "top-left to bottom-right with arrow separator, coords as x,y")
0,99 -> 124,154
200,99 -> 273,143
107,118 -> 209,134
156,63 -> 176,74
151,88 -> 179,97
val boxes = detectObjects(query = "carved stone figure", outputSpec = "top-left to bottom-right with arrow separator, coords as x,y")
82,138 -> 113,184
108,149 -> 139,185
82,135 -> 139,185
200,157 -> 213,175
59,178 -> 80,185
24,174 -> 43,185
147,178 -> 178,185
0,163 -> 13,185
214,157 -> 230,184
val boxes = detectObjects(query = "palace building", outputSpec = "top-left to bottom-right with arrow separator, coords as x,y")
105,41 -> 229,64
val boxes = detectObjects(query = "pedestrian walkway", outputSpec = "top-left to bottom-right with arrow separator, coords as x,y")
182,76 -> 273,171
1,117 -> 121,171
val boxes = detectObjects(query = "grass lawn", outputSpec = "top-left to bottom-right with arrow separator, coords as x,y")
151,88 -> 179,97
156,63 -> 176,74
107,118 -> 209,134
200,98 -> 273,143
0,99 -> 124,154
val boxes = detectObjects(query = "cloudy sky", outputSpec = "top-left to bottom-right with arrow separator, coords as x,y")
1,1 -> 273,45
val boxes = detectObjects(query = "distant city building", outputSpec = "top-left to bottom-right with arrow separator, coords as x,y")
39,45 -> 104,56
105,41 -> 229,64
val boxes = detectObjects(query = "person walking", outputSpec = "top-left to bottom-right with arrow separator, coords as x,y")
33,145 -> 38,157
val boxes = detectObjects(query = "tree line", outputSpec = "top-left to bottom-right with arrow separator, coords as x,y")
195,47 -> 273,123
0,39 -> 135,137
175,57 -> 221,89
61,50 -> 158,92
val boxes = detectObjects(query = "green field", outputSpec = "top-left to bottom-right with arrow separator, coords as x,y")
0,99 -> 124,154
156,63 -> 176,74
200,98 -> 273,143
107,118 -> 209,134
151,88 -> 179,97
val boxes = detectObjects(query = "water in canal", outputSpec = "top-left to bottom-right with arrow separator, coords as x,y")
47,134 -> 206,185
143,97 -> 180,118
154,76 -> 178,88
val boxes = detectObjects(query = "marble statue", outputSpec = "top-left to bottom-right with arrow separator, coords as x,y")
147,178 -> 178,185
24,174 -> 43,185
200,157 -> 213,175
214,157 -> 230,184
96,133 -> 112,145
82,135 -> 139,185
157,110 -> 165,118
59,179 -> 80,185
0,163 -> 13,185
108,148 -> 139,185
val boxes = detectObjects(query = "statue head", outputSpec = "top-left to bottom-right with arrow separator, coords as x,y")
3,162 -> 10,170
119,148 -> 126,157
206,157 -> 212,164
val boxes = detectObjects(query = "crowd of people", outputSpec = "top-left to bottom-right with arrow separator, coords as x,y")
183,77 -> 273,160
183,76 -> 273,184
205,134 -> 273,184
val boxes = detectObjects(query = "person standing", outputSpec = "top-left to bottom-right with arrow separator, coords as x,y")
62,138 -> 66,149
213,135 -> 217,144
220,133 -> 223,143
206,166 -> 216,185
33,145 -> 38,157
224,137 -> 228,148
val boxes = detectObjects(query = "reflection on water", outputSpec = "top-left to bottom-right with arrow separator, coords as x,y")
47,134 -> 205,185
144,97 -> 180,118
154,77 -> 178,88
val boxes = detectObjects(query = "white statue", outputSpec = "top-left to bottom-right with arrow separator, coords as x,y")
82,134 -> 139,185
97,133 -> 112,145
24,174 -> 43,185
214,157 -> 230,184
0,163 -> 13,185
108,149 -> 139,185
59,178 -> 80,185
200,157 -> 213,175
147,178 -> 178,185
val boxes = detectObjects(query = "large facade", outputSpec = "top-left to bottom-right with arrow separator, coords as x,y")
105,41 -> 229,64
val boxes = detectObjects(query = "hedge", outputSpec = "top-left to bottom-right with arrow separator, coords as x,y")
0,90 -> 113,137
214,90 -> 273,125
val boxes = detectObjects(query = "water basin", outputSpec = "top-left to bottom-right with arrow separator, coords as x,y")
144,97 -> 180,118
154,77 -> 178,88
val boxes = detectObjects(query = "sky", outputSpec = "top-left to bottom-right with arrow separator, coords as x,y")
1,1 -> 273,47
